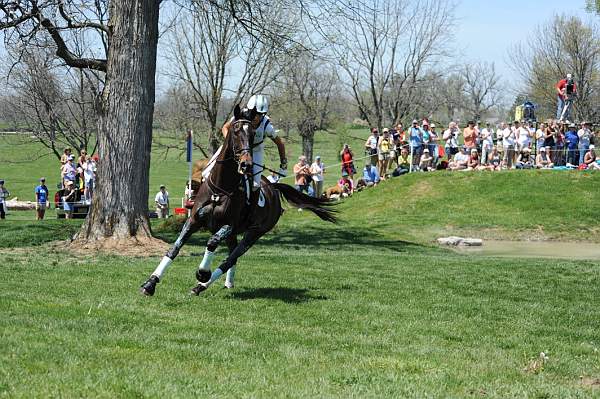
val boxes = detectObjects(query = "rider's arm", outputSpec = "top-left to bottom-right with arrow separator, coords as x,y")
272,136 -> 287,168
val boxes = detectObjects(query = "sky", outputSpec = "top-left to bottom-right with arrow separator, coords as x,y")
454,0 -> 592,84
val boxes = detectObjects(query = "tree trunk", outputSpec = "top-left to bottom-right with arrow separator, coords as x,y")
76,1 -> 160,245
301,130 -> 315,162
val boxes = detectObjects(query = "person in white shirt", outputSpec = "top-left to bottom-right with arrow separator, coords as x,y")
503,123 -> 516,168
535,123 -> 546,153
578,122 -> 593,165
480,123 -> 494,165
155,185 -> 170,218
515,121 -> 531,154
448,146 -> 469,170
443,122 -> 460,161
310,155 -> 325,198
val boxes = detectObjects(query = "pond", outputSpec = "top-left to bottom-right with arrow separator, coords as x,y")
452,240 -> 600,260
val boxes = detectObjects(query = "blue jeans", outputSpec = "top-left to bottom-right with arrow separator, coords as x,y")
579,145 -> 589,165
556,96 -> 564,119
295,184 -> 310,194
567,147 -> 579,165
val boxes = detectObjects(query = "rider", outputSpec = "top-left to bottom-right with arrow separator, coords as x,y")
221,94 -> 287,205
556,73 -> 577,121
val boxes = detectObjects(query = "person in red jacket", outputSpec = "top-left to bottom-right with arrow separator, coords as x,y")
556,73 -> 577,121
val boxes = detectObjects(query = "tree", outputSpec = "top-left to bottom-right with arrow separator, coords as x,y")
460,62 -> 501,121
2,46 -> 100,159
329,0 -> 454,130
1,1 -> 161,246
510,15 -> 600,121
274,51 -> 338,161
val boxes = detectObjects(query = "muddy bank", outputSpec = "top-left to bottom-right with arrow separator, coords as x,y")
452,240 -> 600,260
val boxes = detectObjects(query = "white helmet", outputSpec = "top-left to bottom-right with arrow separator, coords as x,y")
247,94 -> 269,114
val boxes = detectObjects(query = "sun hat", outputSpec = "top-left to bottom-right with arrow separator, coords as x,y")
67,155 -> 74,160
470,148 -> 478,153
159,184 -> 165,189
430,124 -> 436,128
540,147 -> 546,151
423,148 -> 430,153
315,155 -> 321,159
412,119 -> 418,124
383,128 -> 389,133
590,145 -> 595,150
40,177 -> 45,182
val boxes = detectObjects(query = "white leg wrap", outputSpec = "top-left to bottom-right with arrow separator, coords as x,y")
202,268 -> 223,287
225,267 -> 236,288
198,249 -> 215,271
152,256 -> 173,279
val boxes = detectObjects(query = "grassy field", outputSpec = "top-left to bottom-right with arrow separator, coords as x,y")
2,132 -> 600,397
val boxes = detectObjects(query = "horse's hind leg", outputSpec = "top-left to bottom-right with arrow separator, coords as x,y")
191,230 -> 261,295
195,225 -> 233,284
224,236 -> 238,289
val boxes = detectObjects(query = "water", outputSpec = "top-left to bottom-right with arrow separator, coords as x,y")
452,240 -> 600,260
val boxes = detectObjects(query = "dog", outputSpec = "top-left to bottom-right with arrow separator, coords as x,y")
324,183 -> 350,199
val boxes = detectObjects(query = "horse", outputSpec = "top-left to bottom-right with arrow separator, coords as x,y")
140,105 -> 337,296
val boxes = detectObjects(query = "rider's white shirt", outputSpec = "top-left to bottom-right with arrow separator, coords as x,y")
253,116 -> 277,153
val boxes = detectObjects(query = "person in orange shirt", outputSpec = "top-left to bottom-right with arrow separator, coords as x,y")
463,120 -> 477,150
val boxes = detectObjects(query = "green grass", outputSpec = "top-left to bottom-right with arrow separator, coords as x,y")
2,128 -> 600,397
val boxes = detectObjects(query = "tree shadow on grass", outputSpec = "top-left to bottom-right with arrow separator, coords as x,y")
228,287 -> 328,304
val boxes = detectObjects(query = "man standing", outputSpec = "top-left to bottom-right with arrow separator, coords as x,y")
480,123 -> 494,165
293,155 -> 312,194
34,177 -> 49,220
502,123 -> 516,169
409,120 -> 423,169
0,179 -> 9,220
155,185 -> 170,218
443,122 -> 460,161
578,122 -> 593,166
310,155 -> 325,198
364,127 -> 379,166
463,121 -> 477,150
556,73 -> 577,121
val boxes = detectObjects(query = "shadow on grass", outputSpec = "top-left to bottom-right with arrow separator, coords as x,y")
228,287 -> 328,304
152,216 -> 428,254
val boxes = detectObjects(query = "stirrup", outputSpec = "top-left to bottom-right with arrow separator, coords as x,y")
258,190 -> 265,208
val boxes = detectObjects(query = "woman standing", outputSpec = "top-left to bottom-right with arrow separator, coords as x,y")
310,156 -> 325,198
377,128 -> 392,179
340,144 -> 356,182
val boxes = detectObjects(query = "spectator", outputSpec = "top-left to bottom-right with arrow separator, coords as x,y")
429,124 -> 439,167
61,155 -> 77,187
516,148 -> 535,169
584,145 -> 600,170
390,123 -> 405,167
293,155 -> 311,194
77,149 -> 87,167
35,177 -> 49,220
487,146 -> 502,171
393,147 -> 411,176
155,185 -> 170,218
556,73 -> 576,120
310,155 -> 325,198
480,123 -> 494,165
463,120 -> 477,150
377,128 -> 392,179
62,180 -> 76,219
409,119 -> 423,169
535,123 -> 546,152
448,146 -> 469,171
363,162 -> 380,186
83,155 -> 96,204
60,148 -> 72,165
578,122 -> 593,166
340,143 -> 356,181
515,121 -> 532,154
338,171 -> 354,195
467,148 -> 481,170
502,123 -> 516,169
364,128 -> 379,166
565,123 -> 579,166
419,148 -> 433,171
536,146 -> 554,169
555,123 -> 566,166
443,122 -> 460,161
0,179 -> 9,220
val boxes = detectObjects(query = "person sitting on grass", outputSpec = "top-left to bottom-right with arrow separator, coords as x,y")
584,145 -> 599,170
536,146 -> 554,169
338,171 -> 354,195
467,148 -> 481,170
393,147 -> 411,176
448,146 -> 469,171
516,148 -> 535,169
419,148 -> 433,171
488,146 -> 502,171
363,162 -> 381,186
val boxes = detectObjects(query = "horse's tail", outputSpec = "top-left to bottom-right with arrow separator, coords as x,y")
273,183 -> 338,223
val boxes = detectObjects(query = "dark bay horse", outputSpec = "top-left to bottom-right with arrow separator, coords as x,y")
140,105 -> 337,296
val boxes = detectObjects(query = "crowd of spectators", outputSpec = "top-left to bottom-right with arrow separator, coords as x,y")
291,118 -> 600,199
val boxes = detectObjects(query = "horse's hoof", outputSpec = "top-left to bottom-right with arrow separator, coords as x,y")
196,269 -> 212,283
140,275 -> 159,296
190,284 -> 207,296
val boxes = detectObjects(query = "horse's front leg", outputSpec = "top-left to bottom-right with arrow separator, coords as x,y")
140,206 -> 207,296
224,236 -> 239,289
191,230 -> 261,295
194,224 -> 233,284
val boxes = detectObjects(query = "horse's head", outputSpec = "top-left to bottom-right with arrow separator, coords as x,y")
229,104 -> 256,175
